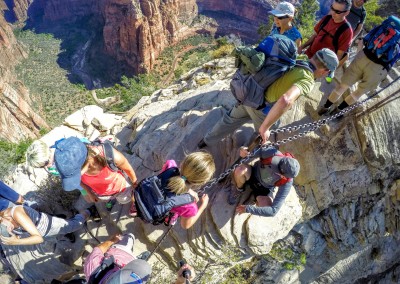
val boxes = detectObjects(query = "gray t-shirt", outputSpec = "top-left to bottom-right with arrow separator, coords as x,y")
347,5 -> 366,32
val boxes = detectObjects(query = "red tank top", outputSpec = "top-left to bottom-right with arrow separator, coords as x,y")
81,146 -> 127,196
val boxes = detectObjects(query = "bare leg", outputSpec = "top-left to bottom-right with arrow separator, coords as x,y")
233,164 -> 252,189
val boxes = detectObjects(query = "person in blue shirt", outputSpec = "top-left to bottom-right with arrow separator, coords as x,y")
269,1 -> 302,48
229,146 -> 300,217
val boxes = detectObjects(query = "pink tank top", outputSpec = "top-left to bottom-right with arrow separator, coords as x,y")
81,146 -> 127,196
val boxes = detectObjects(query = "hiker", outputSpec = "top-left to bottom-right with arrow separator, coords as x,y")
26,137 -> 138,212
198,48 -> 339,146
269,1 -> 302,48
0,185 -> 98,246
347,0 -> 367,40
0,181 -> 25,206
84,233 -> 195,283
134,152 -> 215,228
231,146 -> 300,216
318,16 -> 400,116
299,0 -> 353,67
84,233 -> 152,283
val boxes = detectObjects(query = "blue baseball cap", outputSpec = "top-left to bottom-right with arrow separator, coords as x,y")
53,137 -> 87,191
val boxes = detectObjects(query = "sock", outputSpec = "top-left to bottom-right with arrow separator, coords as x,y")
324,100 -> 334,108
338,101 -> 349,110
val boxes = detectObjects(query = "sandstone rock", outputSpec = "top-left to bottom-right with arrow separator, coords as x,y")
63,105 -> 104,132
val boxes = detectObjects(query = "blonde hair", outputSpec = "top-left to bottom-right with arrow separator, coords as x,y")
168,152 -> 216,195
26,140 -> 50,168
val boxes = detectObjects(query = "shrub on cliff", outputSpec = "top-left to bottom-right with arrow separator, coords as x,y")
0,139 -> 32,179
297,0 -> 319,41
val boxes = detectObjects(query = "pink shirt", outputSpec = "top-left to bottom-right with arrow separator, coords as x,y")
84,247 -> 135,282
81,146 -> 127,196
162,160 -> 198,218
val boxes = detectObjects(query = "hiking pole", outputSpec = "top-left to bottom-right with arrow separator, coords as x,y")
145,225 -> 174,261
84,222 -> 101,244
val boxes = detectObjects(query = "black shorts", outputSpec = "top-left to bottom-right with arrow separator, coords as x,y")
246,169 -> 274,198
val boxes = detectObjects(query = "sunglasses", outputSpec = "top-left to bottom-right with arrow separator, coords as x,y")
275,15 -> 290,20
330,5 -> 347,14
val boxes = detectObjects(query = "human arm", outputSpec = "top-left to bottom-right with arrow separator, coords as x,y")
96,234 -> 122,254
353,23 -> 363,41
299,33 -> 316,54
175,264 -> 195,284
0,206 -> 43,245
0,181 -> 23,204
80,182 -> 98,203
240,181 -> 292,217
180,195 -> 209,229
259,85 -> 301,143
113,149 -> 138,186
295,38 -> 302,49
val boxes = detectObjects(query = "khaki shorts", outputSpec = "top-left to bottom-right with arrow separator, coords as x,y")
94,179 -> 134,204
341,50 -> 388,96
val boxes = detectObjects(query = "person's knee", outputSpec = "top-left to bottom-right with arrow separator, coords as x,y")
234,165 -> 250,179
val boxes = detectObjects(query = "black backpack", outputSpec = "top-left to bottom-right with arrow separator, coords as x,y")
134,167 -> 195,225
317,15 -> 351,53
90,138 -> 118,171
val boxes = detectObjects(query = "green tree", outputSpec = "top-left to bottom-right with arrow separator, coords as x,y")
257,19 -> 273,41
297,0 -> 319,41
364,0 -> 385,31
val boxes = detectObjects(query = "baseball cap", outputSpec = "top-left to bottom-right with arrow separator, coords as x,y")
315,48 -> 339,77
53,137 -> 87,191
267,155 -> 300,178
106,259 -> 152,284
269,2 -> 295,17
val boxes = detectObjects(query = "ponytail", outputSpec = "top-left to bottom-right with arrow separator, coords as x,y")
168,152 -> 216,194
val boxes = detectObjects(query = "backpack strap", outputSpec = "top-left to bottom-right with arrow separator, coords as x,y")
260,152 -> 294,186
318,15 -> 351,52
88,255 -> 117,284
295,60 -> 314,73
101,142 -> 119,172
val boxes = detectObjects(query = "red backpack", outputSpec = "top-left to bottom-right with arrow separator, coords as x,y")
260,152 -> 295,186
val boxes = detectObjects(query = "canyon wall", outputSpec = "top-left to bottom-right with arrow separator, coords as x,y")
0,11 -> 48,142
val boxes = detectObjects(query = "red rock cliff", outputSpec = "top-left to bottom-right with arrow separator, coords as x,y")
101,0 -> 198,73
0,12 -> 48,142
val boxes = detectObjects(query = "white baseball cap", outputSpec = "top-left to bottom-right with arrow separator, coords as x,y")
269,2 -> 295,17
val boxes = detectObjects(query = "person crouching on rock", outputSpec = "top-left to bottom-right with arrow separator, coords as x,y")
26,137 -> 138,214
229,146 -> 300,217
134,152 -> 215,228
0,183 -> 98,246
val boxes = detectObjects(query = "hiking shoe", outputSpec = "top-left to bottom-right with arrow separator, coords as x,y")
87,205 -> 101,223
105,199 -> 117,212
64,232 -> 76,243
197,138 -> 207,149
330,107 -> 344,120
137,250 -> 151,260
227,187 -> 245,205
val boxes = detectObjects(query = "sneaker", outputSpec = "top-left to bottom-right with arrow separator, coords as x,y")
129,203 -> 138,217
137,250 -> 151,260
87,205 -> 101,223
64,232 -> 76,243
105,199 -> 117,212
197,138 -> 207,149
227,187 -> 245,205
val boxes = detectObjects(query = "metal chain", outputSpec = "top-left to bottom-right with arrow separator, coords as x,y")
198,77 -> 400,195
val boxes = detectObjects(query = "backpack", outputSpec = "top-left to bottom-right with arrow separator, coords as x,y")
363,15 -> 400,70
90,138 -> 118,171
134,167 -> 195,225
260,152 -> 295,186
87,255 -> 117,284
317,15 -> 351,53
230,34 -> 312,109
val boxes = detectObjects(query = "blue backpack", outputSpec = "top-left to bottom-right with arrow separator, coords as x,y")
230,34 -> 311,109
363,15 -> 400,70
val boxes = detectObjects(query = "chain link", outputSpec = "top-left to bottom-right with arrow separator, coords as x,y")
198,78 -> 400,195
